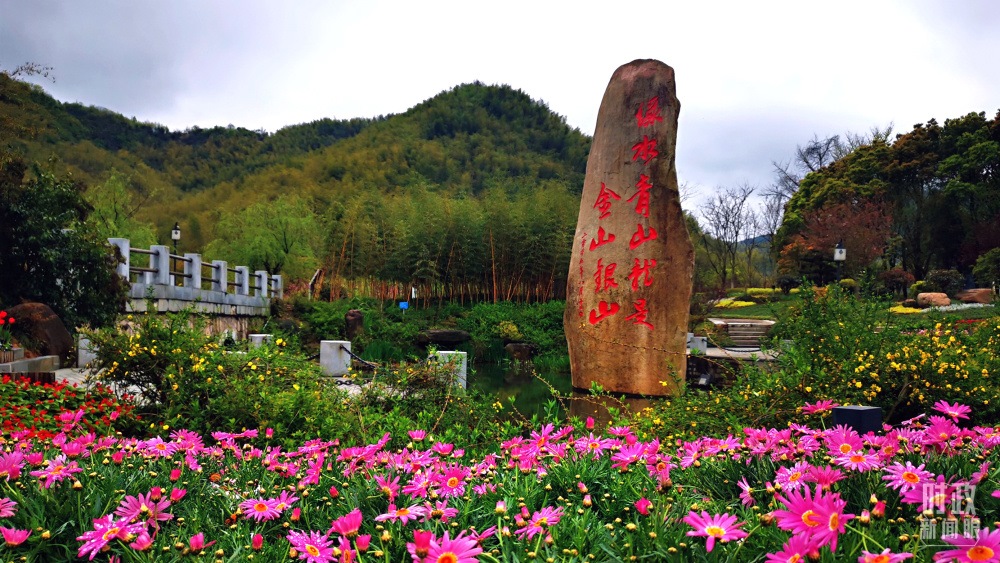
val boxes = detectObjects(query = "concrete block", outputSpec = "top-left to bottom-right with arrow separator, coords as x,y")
431,351 -> 468,389
320,340 -> 352,377
249,334 -> 272,348
832,406 -> 882,435
78,336 -> 97,368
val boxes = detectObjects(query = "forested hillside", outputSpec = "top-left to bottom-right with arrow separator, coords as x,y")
775,111 -> 1000,283
1,75 -> 591,300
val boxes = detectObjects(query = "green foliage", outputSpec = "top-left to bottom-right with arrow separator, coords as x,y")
0,158 -> 126,329
83,168 -> 157,246
204,194 -> 321,279
973,248 -> 1000,287
776,275 -> 801,294
83,308 -> 330,437
778,111 -> 1000,279
923,269 -> 964,296
641,286 -> 1000,438
2,75 -> 589,295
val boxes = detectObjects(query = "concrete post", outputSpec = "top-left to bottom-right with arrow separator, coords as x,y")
320,340 -> 352,377
108,238 -> 130,280
77,335 -> 98,368
271,275 -> 283,298
184,253 -> 202,289
432,351 -> 468,389
249,334 -> 272,348
235,266 -> 250,296
254,270 -> 269,298
150,245 -> 171,285
211,261 -> 228,292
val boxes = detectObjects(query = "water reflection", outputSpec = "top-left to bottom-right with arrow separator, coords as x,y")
467,361 -> 657,427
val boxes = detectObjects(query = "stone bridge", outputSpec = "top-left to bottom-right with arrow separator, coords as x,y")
108,238 -> 282,337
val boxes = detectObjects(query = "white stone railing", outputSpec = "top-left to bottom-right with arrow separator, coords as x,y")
108,238 -> 282,316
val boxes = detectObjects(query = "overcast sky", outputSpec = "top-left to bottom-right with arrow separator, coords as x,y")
3,0 -> 999,205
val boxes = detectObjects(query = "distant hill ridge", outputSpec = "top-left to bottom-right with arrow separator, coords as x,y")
1,76 -> 591,250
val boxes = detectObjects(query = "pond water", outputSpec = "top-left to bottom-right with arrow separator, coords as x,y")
466,362 -> 572,418
466,361 -> 658,426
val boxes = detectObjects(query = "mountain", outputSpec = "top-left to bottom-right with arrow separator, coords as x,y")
2,76 -> 591,298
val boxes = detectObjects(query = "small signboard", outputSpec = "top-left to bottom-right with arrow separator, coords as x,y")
399,301 -> 409,310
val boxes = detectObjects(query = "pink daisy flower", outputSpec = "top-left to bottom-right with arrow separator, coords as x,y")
515,506 -> 564,540
375,503 -> 428,526
241,497 -> 282,522
328,508 -> 363,539
287,529 -> 335,563
773,485 -> 854,552
76,515 -> 144,561
883,461 -> 934,492
834,450 -> 882,472
803,400 -> 840,415
859,548 -> 913,562
0,497 -> 17,518
0,526 -> 30,546
804,465 -> 846,490
933,527 -> 1000,562
375,474 -> 401,500
114,491 -> 173,527
407,529 -> 434,562
775,461 -> 811,492
682,511 -> 749,553
29,454 -> 83,489
933,400 -> 972,421
426,531 -> 482,563
765,533 -> 820,562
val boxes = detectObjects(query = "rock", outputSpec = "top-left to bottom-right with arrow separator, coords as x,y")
345,309 -> 364,341
416,329 -> 471,346
956,288 -> 994,304
5,303 -> 73,365
902,299 -> 919,308
563,59 -> 695,397
504,342 -> 537,363
916,292 -> 951,308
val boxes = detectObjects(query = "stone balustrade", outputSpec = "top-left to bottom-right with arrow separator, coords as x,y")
108,238 -> 282,317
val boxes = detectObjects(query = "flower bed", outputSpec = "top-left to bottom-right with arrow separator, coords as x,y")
0,399 -> 998,562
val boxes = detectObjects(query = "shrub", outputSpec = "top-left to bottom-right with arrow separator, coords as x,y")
776,275 -> 801,295
909,280 -> 928,299
837,277 -> 859,294
878,268 -> 915,296
923,269 -> 964,296
973,247 -> 1000,288
83,308 -> 331,437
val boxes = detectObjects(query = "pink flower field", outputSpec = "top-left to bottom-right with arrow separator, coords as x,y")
0,400 -> 999,561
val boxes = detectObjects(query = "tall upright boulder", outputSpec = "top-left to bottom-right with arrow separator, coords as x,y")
564,60 -> 694,396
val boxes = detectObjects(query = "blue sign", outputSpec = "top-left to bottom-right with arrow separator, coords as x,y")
399,301 -> 409,310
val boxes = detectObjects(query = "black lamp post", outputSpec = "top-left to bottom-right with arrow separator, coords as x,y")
171,222 -> 181,284
171,222 -> 181,255
833,240 -> 846,282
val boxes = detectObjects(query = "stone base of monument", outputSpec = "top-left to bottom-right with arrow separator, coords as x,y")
832,406 -> 882,435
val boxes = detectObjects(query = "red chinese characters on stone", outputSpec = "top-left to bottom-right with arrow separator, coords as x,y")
628,224 -> 658,250
588,301 -> 620,325
593,182 -> 621,220
626,258 -> 657,291
631,135 -> 658,164
593,259 -> 618,293
589,226 -> 616,251
635,97 -> 663,128
629,174 -> 652,218
624,299 -> 653,330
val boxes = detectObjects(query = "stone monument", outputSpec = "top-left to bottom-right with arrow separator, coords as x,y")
564,59 -> 694,397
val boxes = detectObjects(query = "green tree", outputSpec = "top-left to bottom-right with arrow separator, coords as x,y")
973,248 -> 1000,289
85,169 -> 157,247
205,195 -> 322,281
0,158 -> 126,329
